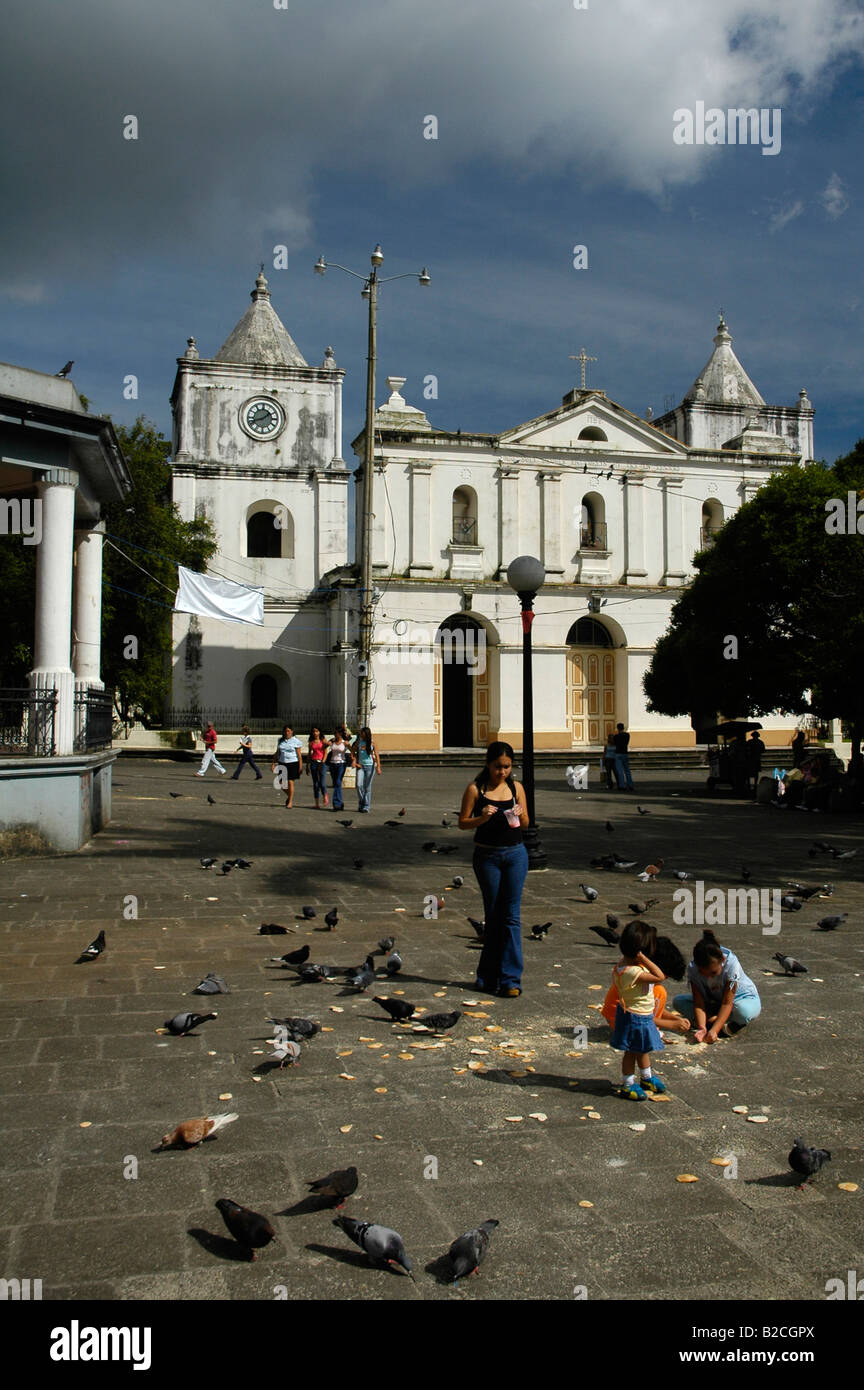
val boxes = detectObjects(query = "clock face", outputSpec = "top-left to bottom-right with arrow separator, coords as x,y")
241,398 -> 283,439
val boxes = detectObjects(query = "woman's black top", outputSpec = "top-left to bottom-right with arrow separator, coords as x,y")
473,787 -> 523,847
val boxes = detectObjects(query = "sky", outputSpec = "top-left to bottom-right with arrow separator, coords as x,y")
2,0 -> 863,465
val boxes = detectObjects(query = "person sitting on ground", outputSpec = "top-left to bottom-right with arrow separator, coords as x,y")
671,929 -> 761,1041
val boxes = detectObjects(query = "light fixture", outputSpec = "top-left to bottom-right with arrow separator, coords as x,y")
419,267 -> 431,286
371,244 -> 384,267
314,255 -> 327,275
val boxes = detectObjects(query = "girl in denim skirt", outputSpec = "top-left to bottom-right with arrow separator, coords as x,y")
610,920 -> 669,1100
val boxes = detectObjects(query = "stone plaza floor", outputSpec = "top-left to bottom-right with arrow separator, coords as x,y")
1,758 -> 862,1302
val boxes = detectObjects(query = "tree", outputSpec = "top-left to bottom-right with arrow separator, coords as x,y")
643,447 -> 864,760
102,418 -> 216,727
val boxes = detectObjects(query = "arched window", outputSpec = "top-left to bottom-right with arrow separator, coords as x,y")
578,426 -> 607,442
245,502 -> 294,558
566,617 -> 613,646
700,499 -> 723,550
579,492 -> 607,549
452,486 -> 478,545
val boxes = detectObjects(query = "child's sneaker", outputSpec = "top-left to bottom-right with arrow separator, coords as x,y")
641,1075 -> 667,1094
619,1081 -> 647,1101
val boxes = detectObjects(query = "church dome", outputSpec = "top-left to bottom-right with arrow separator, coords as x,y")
215,271 -> 308,367
684,316 -> 764,407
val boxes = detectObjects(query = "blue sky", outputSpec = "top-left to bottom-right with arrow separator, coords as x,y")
2,0 -> 862,464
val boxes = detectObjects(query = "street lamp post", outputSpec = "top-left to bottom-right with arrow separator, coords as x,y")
315,247 -> 429,729
506,555 -> 548,870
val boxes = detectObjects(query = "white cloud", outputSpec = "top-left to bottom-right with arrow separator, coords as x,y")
821,172 -> 850,218
768,199 -> 805,232
0,281 -> 48,303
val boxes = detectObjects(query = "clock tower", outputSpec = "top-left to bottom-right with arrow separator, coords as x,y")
169,270 -> 349,722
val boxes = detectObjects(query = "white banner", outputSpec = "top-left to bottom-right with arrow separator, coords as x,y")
174,566 -> 264,626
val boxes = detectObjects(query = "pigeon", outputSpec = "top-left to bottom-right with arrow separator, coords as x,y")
163,1011 -> 217,1035
220,861 -> 233,875
418,1010 -> 461,1033
437,845 -> 459,856
467,917 -> 486,940
817,913 -> 847,931
200,857 -> 217,869
447,1219 -> 499,1281
193,972 -> 230,995
377,936 -> 396,955
307,1166 -> 359,1207
300,906 -> 317,919
265,1016 -> 322,1040
636,806 -> 649,816
56,360 -> 74,377
637,859 -> 664,881
580,884 -> 599,902
441,818 -> 451,828
606,912 -> 621,932
605,821 -> 614,833
610,859 -> 638,871
374,996 -> 416,1021
773,953 -> 807,976
383,820 -> 402,828
385,950 -> 403,975
159,1113 -> 238,1149
671,869 -> 691,882
215,1199 -> 276,1259
233,857 -> 252,870
422,841 -> 438,853
333,1216 -> 414,1279
207,794 -> 216,805
337,819 -> 354,828
76,929 -> 105,963
169,791 -> 183,799
324,907 -> 339,930
828,847 -> 857,860
266,1037 -> 301,1068
591,924 -> 619,947
452,875 -> 464,888
741,865 -> 752,882
530,922 -> 551,940
788,1138 -> 831,1189
258,923 -> 288,935
780,895 -> 803,912
628,899 -> 658,915
346,957 -> 376,991
398,807 -> 407,817
272,945 -> 311,967
353,859 -> 365,870
297,963 -> 329,982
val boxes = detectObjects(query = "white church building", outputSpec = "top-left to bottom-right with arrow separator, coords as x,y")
170,274 -> 813,751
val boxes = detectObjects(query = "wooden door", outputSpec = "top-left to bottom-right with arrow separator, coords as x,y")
568,649 -> 616,746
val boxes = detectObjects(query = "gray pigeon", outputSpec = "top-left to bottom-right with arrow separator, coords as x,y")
164,1011 -> 217,1035
193,972 -> 230,994
580,884 -> 599,902
377,936 -> 396,955
788,1137 -> 831,1188
307,1165 -> 358,1207
773,953 -> 807,976
385,950 -> 403,975
300,906 -> 317,919
346,959 -> 376,992
447,1219 -> 499,1280
333,1216 -> 414,1279
817,913 -> 847,931
296,963 -> 329,982
266,1016 -> 321,1040
780,895 -> 803,912
266,1037 -> 301,1068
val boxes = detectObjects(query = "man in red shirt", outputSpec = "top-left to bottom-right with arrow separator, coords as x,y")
196,721 -> 227,777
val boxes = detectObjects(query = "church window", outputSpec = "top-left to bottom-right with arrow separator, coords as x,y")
578,426 -> 607,442
246,505 -> 294,558
579,492 -> 607,549
566,617 -> 613,647
452,486 -> 478,545
700,499 -> 723,549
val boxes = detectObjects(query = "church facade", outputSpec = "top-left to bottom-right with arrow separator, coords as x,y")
170,276 -> 814,750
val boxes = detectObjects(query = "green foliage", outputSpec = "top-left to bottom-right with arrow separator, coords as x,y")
643,446 -> 864,745
103,417 -> 216,726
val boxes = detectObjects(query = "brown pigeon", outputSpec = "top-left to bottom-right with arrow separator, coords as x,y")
159,1113 -> 238,1149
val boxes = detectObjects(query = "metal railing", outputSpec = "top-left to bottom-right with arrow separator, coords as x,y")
451,517 -> 478,545
74,689 -> 114,752
0,687 -> 56,757
161,707 -> 346,735
580,521 -> 607,550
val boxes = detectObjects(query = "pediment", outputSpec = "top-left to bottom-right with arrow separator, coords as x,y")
500,394 -> 687,457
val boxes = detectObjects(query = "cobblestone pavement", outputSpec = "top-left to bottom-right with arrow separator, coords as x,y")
1,758 -> 862,1301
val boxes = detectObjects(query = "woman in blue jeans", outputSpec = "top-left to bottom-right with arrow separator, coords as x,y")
351,726 -> 381,812
459,741 -> 529,998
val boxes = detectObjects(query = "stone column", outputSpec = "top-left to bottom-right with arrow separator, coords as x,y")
73,521 -> 105,690
661,476 -> 685,585
409,462 -> 433,574
497,465 -> 520,577
539,470 -> 563,574
30,468 -> 78,755
624,471 -> 647,584
372,462 -> 388,572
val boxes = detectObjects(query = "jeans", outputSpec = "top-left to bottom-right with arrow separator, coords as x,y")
329,761 -> 346,809
356,764 -> 375,811
232,748 -> 261,779
198,749 -> 226,775
472,842 -> 529,990
672,992 -> 762,1026
614,753 -> 634,790
310,761 -> 326,800
603,755 -> 620,789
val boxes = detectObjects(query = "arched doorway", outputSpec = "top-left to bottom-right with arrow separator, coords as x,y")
250,673 -> 278,718
566,617 -> 617,746
436,615 -> 487,747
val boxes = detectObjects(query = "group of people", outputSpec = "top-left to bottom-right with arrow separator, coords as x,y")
195,721 -> 382,812
459,740 -> 762,1094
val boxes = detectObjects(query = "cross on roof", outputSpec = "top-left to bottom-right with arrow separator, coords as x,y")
569,348 -> 597,389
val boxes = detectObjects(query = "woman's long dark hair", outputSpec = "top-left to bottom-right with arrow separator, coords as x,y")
474,740 -> 517,792
692,929 -> 725,968
650,935 -> 686,981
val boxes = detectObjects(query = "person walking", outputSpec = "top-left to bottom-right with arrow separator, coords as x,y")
271,724 -> 303,808
351,726 -> 381,813
231,725 -> 262,780
326,728 -> 350,811
612,722 -> 634,791
196,721 -> 226,777
458,741 -> 529,998
307,726 -> 329,808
